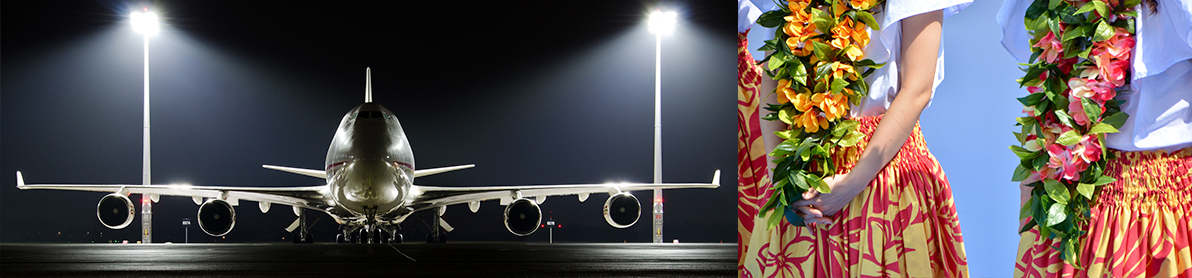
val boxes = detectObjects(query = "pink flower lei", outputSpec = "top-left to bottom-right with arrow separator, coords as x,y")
1009,0 -> 1137,268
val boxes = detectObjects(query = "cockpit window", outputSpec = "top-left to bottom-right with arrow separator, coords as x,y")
371,111 -> 382,119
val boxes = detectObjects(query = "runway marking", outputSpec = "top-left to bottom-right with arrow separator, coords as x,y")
387,243 -> 417,262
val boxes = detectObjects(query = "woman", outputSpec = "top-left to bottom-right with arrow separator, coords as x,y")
998,0 -> 1192,277
738,0 -> 971,276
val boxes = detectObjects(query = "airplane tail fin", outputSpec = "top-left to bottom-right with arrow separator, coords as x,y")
365,67 -> 372,103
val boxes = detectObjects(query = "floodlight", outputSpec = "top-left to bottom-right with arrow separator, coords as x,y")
131,11 -> 160,35
648,11 -> 677,35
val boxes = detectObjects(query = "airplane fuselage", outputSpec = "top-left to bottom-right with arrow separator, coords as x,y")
324,103 -> 414,223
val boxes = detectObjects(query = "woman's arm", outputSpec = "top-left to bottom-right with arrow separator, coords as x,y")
794,10 -> 944,223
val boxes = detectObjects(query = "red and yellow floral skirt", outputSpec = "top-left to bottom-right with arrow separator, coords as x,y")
743,115 -> 969,277
1015,147 -> 1192,278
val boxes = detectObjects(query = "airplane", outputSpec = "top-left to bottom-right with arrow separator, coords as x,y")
15,68 -> 720,244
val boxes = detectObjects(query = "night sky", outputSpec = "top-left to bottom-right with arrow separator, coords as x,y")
1,0 -> 735,243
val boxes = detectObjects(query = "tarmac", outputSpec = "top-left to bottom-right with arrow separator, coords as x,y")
0,242 -> 735,277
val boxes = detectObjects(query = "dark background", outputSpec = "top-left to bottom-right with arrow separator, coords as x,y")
1,0 -> 735,243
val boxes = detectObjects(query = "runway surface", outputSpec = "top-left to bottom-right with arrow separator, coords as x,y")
1,242 -> 734,277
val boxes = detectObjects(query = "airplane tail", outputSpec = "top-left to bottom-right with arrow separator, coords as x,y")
365,67 -> 372,103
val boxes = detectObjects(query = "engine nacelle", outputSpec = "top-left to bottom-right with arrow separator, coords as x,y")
503,198 -> 541,236
197,199 -> 236,236
96,193 -> 135,229
603,192 -> 640,228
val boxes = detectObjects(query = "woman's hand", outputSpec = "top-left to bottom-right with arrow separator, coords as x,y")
791,173 -> 869,225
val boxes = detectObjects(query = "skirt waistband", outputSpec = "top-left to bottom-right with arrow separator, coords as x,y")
1095,148 -> 1192,210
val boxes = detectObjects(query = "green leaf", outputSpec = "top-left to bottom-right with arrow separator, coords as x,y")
1010,145 -> 1040,159
1093,20 -> 1113,42
1049,0 -> 1062,9
778,107 -> 794,125
1091,1 -> 1110,21
1074,1 -> 1097,14
1045,202 -> 1068,227
768,52 -> 786,71
793,171 -> 810,190
1081,98 -> 1102,122
815,62 -> 833,82
1061,26 -> 1085,42
854,11 -> 880,30
838,130 -> 864,147
809,8 -> 832,34
1020,219 -> 1039,234
1101,112 -> 1128,129
789,59 -> 808,86
1088,122 -> 1119,134
832,120 -> 860,137
756,10 -> 788,28
1054,110 -> 1076,128
1056,130 -> 1081,146
808,175 -> 831,193
1018,92 -> 1047,107
1044,179 -> 1071,205
775,140 -> 798,152
1076,183 -> 1094,199
1033,152 -> 1050,170
1077,43 -> 1094,59
855,59 -> 886,69
1025,0 -> 1048,19
774,130 -> 794,140
1020,194 -> 1036,220
812,40 -> 833,62
1016,116 -> 1039,127
830,77 -> 848,94
1091,175 -> 1118,186
1012,164 -> 1032,182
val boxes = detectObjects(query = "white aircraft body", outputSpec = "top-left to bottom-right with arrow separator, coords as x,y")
16,68 -> 719,243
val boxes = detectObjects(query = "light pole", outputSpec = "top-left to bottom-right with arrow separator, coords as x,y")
131,8 -> 159,244
182,218 -> 191,243
647,10 -> 676,244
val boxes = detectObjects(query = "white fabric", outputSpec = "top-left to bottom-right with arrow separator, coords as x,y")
853,0 -> 972,117
737,0 -> 973,117
997,0 -> 1192,152
738,0 -> 764,33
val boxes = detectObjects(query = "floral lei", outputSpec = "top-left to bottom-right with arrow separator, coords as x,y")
1010,0 -> 1136,267
754,0 -> 886,229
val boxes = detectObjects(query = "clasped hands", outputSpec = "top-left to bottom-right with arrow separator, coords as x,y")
791,173 -> 868,226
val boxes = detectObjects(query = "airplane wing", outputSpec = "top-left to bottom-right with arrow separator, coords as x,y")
262,164 -> 474,179
15,171 -> 328,210
407,170 -> 720,212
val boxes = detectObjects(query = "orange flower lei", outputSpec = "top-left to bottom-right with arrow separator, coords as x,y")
755,0 -> 885,229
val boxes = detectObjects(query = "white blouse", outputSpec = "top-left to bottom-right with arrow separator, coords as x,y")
739,0 -> 973,117
998,0 -> 1192,152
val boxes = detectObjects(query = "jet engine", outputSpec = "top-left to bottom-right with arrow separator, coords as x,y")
503,198 -> 541,236
603,192 -> 640,228
197,199 -> 236,236
96,193 -> 135,229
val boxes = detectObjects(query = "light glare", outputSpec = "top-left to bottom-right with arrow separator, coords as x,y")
131,11 -> 160,35
648,11 -> 677,35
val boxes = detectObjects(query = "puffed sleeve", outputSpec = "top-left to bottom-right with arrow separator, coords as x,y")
997,0 -> 1033,63
738,0 -> 763,33
868,0 -> 972,64
1134,0 -> 1192,80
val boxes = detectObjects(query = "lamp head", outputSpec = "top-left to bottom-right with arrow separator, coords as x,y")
648,10 -> 677,35
131,10 -> 160,35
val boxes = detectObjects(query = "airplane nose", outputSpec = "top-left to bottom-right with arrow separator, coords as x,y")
335,159 -> 405,214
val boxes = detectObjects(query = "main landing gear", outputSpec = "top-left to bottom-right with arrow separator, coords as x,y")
292,208 -> 318,243
335,224 -> 402,244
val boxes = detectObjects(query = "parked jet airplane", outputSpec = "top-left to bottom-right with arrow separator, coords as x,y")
16,68 -> 719,244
